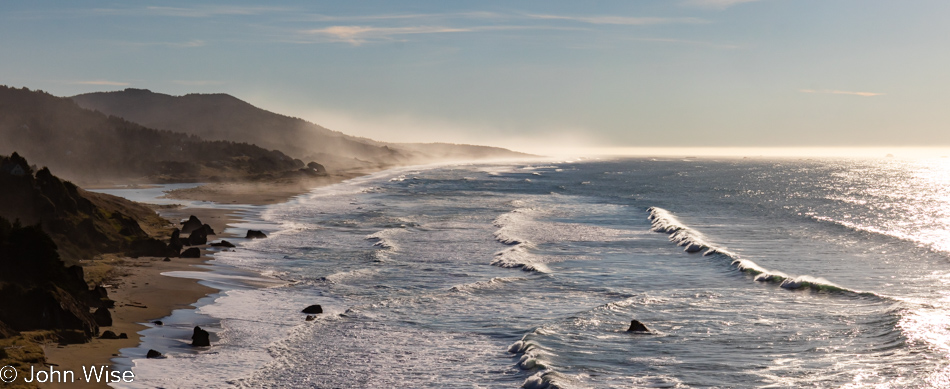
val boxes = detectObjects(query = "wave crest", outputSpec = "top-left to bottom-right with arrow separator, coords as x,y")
647,207 -> 864,294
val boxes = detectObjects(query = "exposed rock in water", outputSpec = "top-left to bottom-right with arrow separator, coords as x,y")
302,305 -> 323,314
93,306 -> 112,327
152,320 -> 163,326
146,349 -> 162,358
191,325 -> 210,347
245,230 -> 267,239
305,315 -> 315,321
181,215 -> 203,234
627,319 -> 650,333
210,240 -> 235,248
180,247 -> 201,258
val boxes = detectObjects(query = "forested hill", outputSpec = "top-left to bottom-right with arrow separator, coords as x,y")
0,86 -> 313,184
72,88 -> 533,171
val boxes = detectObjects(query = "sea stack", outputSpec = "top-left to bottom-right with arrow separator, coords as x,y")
191,326 -> 210,346
627,319 -> 650,333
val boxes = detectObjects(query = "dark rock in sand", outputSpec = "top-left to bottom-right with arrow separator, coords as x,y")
191,326 -> 210,347
93,306 -> 112,327
305,315 -> 315,321
210,240 -> 236,248
163,257 -> 171,262
129,237 -> 176,258
307,161 -> 327,174
180,247 -> 201,258
301,305 -> 323,314
169,228 -> 184,251
627,319 -> 650,333
152,320 -> 163,326
245,230 -> 267,239
181,215 -> 203,234
118,332 -> 128,339
187,230 -> 208,245
99,330 -> 120,339
198,224 -> 215,236
146,349 -> 162,358
92,285 -> 109,299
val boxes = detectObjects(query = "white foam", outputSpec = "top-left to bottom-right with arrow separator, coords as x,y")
648,207 -> 855,293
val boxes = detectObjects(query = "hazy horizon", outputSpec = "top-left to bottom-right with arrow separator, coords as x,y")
4,1 -> 949,154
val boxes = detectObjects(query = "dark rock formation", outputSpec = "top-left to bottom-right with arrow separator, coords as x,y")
181,215 -> 203,234
152,320 -> 163,326
302,305 -> 323,314
180,247 -> 201,258
191,326 -> 210,347
0,320 -> 18,339
99,330 -> 120,339
626,320 -> 650,333
307,161 -> 327,174
169,228 -> 184,252
305,315 -> 315,321
94,306 -> 112,327
129,237 -> 176,258
146,349 -> 162,358
163,257 -> 171,262
0,284 -> 99,341
210,240 -> 235,248
245,230 -> 267,239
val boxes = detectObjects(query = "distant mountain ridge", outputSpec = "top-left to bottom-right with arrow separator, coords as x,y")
71,88 -> 532,171
0,86 -> 314,183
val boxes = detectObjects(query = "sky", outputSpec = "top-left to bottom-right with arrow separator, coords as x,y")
3,1 -> 950,155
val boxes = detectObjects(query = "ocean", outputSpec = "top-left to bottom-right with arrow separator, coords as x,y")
107,157 -> 950,388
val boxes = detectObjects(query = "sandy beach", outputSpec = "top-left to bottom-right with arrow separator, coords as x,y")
36,174 -> 360,389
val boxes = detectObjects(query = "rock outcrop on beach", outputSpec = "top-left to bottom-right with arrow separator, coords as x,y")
146,349 -> 162,358
191,326 -> 210,347
302,305 -> 323,314
180,247 -> 201,258
210,240 -> 235,248
246,230 -> 267,239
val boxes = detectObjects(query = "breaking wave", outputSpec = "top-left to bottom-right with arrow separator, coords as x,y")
647,207 -> 867,294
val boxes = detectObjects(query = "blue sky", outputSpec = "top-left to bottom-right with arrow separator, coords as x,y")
3,1 -> 949,153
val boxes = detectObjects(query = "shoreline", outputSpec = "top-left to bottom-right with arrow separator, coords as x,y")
38,173 -> 366,389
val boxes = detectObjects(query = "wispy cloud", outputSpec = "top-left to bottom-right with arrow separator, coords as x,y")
300,25 -> 544,45
172,80 -> 224,86
92,5 -> 289,18
681,0 -> 763,9
628,37 -> 740,49
70,80 -> 130,86
119,40 -> 207,48
800,89 -> 885,97
528,14 -> 706,25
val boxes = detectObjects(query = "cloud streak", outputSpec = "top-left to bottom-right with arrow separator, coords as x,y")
301,25 -> 549,45
69,80 -> 130,86
681,0 -> 763,9
800,89 -> 885,97
528,14 -> 706,25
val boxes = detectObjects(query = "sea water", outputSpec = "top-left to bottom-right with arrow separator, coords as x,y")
113,157 -> 950,388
